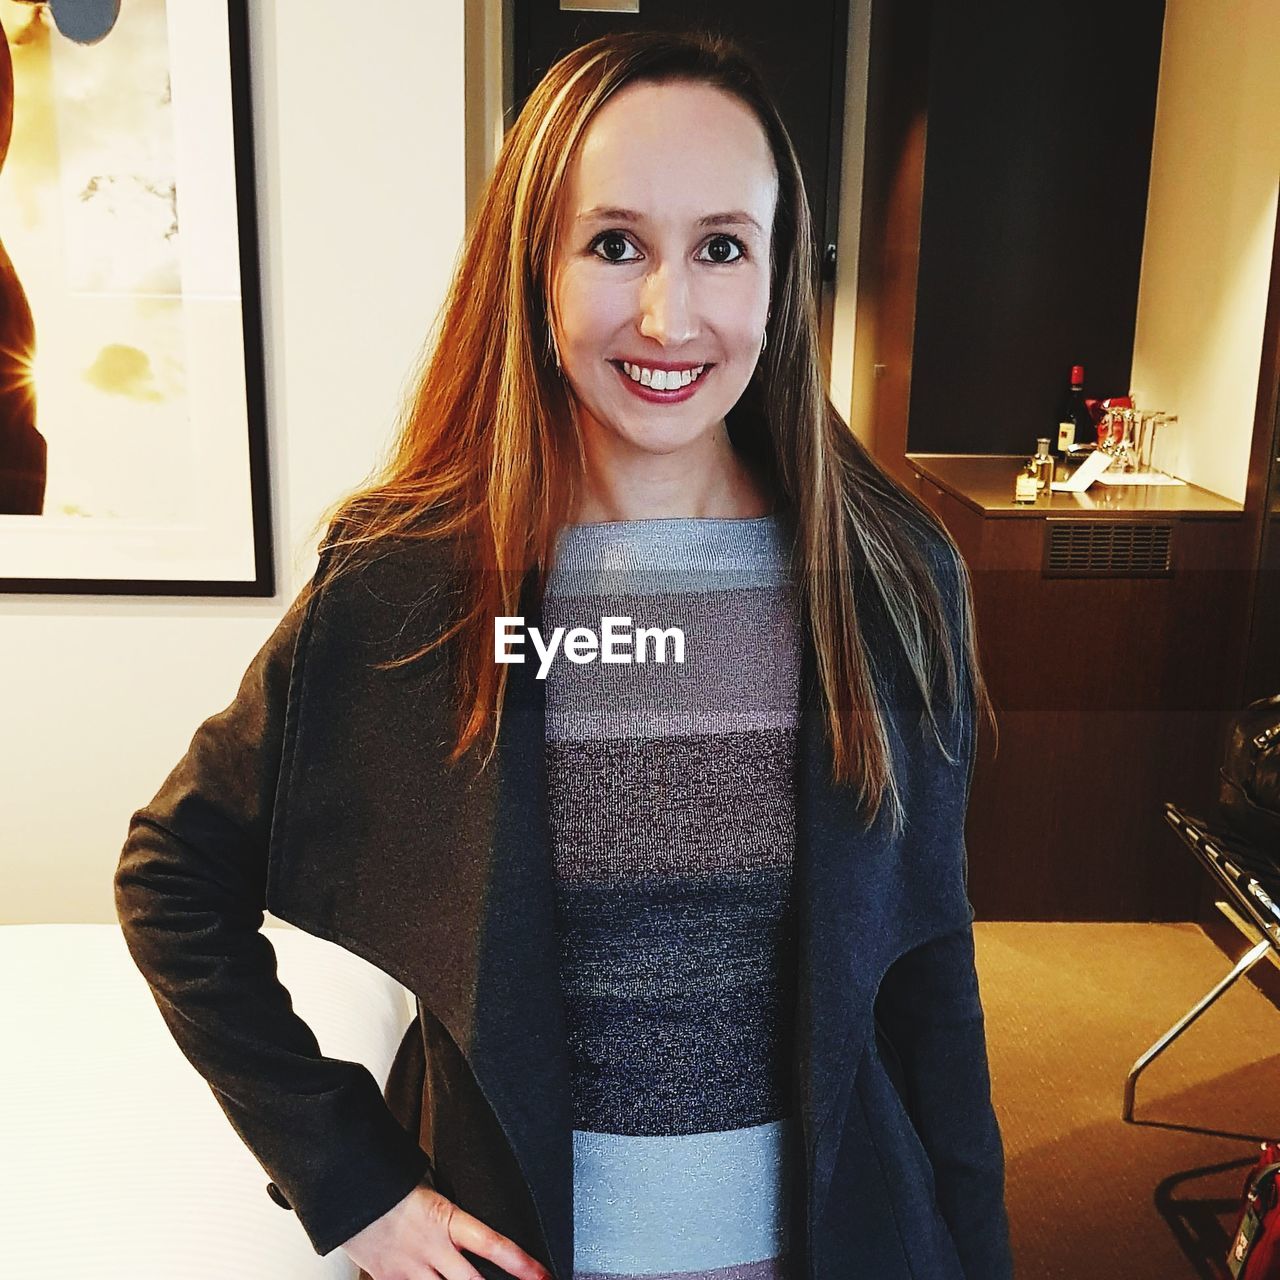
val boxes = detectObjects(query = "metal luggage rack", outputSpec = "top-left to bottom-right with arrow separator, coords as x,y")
1123,802 -> 1280,1123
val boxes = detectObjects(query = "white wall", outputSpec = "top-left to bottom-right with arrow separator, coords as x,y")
1129,0 -> 1280,504
0,1 -> 466,923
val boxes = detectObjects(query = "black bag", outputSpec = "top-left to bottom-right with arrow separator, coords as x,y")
1218,694 -> 1280,852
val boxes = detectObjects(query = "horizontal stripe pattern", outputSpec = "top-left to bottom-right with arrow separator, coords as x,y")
547,730 -> 796,881
543,516 -> 801,1280
541,586 -> 802,743
575,1261 -> 789,1280
571,1121 -> 796,1275
545,515 -> 791,600
557,866 -> 796,1134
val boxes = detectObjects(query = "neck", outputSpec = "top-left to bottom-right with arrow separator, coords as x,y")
572,418 -> 773,523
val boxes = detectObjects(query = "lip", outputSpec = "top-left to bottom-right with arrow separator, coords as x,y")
610,359 -> 711,403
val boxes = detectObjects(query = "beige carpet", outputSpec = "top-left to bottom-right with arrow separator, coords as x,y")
974,922 -> 1280,1279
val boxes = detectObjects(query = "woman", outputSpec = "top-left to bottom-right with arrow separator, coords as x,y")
115,29 -> 1013,1280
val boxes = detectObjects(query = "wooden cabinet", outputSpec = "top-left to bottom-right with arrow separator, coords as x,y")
906,454 -> 1251,921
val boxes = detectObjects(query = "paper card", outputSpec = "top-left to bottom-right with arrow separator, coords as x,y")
1095,473 -> 1186,486
1050,448 -> 1113,492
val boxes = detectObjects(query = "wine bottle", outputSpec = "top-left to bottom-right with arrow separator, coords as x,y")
1057,364 -> 1093,452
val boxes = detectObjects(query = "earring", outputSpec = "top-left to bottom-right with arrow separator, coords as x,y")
760,328 -> 768,354
546,324 -> 561,371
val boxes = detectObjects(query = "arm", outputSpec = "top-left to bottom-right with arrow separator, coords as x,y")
113,574 -> 433,1257
876,532 -> 1013,1279
875,925 -> 1013,1279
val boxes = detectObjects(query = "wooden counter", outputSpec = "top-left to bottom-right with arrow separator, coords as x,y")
907,452 -> 1243,519
904,453 -> 1251,923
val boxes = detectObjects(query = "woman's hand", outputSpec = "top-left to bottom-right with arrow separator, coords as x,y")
341,1182 -> 553,1280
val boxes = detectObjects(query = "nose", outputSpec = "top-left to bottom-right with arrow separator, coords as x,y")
638,260 -> 697,347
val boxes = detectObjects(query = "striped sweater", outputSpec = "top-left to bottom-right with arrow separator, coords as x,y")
541,514 -> 803,1280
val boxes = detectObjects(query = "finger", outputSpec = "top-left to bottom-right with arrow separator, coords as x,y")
430,1249 -> 484,1280
425,1204 -> 483,1280
447,1208 -> 552,1280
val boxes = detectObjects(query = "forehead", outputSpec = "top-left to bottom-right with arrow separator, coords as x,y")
563,80 -> 778,226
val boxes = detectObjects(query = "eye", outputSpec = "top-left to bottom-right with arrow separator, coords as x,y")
697,234 -> 747,265
589,230 -> 641,263
586,230 -> 749,265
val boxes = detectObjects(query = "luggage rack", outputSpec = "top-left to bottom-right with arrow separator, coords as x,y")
1122,802 -> 1280,1123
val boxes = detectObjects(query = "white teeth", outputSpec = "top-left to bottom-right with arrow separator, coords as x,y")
621,361 -> 706,390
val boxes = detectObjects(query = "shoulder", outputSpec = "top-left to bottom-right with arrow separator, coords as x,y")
852,502 -> 974,759
850,502 -> 968,667
894,505 -> 966,619
901,510 -> 977,770
891,508 -> 971,703
310,511 -> 467,627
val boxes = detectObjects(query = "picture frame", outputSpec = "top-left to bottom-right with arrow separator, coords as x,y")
0,0 -> 273,596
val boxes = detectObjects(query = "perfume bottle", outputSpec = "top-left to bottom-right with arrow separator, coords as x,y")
1033,438 -> 1055,492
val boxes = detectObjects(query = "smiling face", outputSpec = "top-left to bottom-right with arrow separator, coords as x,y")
549,78 -> 778,464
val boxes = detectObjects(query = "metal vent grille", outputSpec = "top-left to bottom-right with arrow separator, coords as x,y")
1044,520 -> 1174,577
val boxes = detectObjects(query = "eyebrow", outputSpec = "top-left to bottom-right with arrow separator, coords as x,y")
576,206 -> 764,233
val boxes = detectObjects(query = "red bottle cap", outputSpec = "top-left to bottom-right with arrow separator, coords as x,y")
1070,365 -> 1085,385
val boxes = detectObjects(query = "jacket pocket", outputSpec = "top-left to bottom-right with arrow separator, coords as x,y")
871,1021 -> 937,1202
858,1042 -> 964,1280
417,1005 -> 554,1274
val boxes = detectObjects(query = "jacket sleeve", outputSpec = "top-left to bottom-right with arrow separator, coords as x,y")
875,534 -> 1014,1280
113,572 -> 434,1257
875,926 -> 1013,1279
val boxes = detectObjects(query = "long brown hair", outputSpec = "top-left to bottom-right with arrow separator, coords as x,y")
305,28 -> 992,835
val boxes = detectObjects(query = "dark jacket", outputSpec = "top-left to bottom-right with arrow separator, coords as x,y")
114,516 -> 1014,1280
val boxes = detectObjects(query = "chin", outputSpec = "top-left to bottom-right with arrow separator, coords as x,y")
598,426 -> 696,458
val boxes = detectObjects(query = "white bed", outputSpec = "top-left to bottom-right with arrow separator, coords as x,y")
0,922 -> 414,1279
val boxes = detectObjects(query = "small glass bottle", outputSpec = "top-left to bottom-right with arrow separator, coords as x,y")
1033,437 -> 1055,492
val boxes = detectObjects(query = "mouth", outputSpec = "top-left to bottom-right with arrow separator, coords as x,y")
608,359 -> 715,403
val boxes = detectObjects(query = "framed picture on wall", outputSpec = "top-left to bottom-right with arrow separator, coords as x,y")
0,0 -> 272,595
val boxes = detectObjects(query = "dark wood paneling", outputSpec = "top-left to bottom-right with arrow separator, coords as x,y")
875,6 -> 1279,933
913,457 -> 1252,921
967,523 -> 1249,921
1240,201 -> 1280,704
906,1 -> 1166,455
853,0 -> 933,486
1195,189 -> 1280,979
